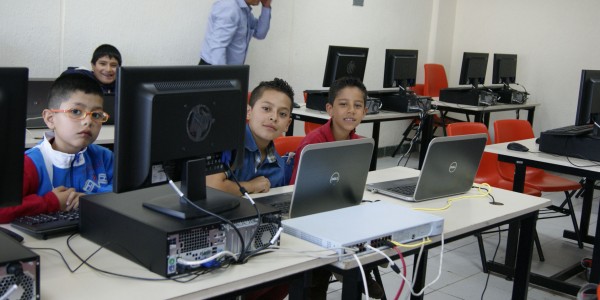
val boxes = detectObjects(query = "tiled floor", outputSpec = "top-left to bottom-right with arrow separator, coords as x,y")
324,156 -> 598,299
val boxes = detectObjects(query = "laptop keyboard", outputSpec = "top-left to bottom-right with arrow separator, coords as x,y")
387,184 -> 416,196
11,209 -> 80,239
269,201 -> 291,215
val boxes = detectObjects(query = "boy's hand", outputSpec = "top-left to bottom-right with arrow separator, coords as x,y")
248,176 -> 271,193
260,0 -> 271,8
52,187 -> 82,211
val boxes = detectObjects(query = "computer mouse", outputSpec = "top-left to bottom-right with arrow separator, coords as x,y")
292,102 -> 301,108
0,227 -> 24,243
507,142 -> 529,152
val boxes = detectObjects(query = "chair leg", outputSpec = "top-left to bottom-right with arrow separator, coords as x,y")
392,121 -> 416,157
563,191 -> 584,249
533,229 -> 545,261
475,233 -> 489,273
372,268 -> 387,300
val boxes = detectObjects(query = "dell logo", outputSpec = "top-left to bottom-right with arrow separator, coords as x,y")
449,162 -> 458,173
187,104 -> 215,142
330,172 -> 340,185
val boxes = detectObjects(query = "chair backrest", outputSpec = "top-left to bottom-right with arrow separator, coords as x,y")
446,122 -> 495,182
493,119 -> 534,143
273,136 -> 304,156
423,64 -> 449,97
446,122 -> 491,145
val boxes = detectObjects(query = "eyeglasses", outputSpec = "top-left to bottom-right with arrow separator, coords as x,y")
50,108 -> 110,123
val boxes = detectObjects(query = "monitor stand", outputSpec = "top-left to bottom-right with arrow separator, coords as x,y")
143,158 -> 240,220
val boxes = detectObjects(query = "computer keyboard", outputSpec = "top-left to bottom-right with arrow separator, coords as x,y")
387,185 -> 416,196
11,209 -> 79,239
544,124 -> 594,136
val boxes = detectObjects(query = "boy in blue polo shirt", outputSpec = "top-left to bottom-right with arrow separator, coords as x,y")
207,77 -> 294,195
0,73 -> 113,223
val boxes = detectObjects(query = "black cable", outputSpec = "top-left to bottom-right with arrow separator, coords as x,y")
223,163 -> 264,263
164,171 -> 248,264
481,227 -> 502,300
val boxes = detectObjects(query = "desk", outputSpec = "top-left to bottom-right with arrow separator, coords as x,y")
289,105 -> 433,170
432,100 -> 540,127
327,166 -> 550,299
25,125 -> 115,148
6,223 -> 336,300
485,139 -> 600,295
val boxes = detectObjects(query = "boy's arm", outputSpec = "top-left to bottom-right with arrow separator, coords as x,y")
206,172 -> 271,196
0,156 -> 60,223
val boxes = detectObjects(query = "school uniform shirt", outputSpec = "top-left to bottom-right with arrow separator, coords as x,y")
200,0 -> 271,65
0,132 -> 113,223
225,124 -> 291,189
289,119 -> 361,184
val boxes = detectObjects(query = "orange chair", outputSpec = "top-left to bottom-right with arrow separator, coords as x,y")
273,136 -> 303,157
446,122 -> 544,269
494,119 -> 584,248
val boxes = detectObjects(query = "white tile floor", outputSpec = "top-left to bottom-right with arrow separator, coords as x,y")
324,156 -> 598,300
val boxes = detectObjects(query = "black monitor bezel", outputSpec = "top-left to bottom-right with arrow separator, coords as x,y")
383,49 -> 419,89
322,45 -> 369,87
459,52 -> 489,86
492,53 -> 518,85
575,69 -> 600,126
0,68 -> 28,208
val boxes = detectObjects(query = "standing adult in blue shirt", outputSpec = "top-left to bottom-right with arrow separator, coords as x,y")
199,0 -> 272,65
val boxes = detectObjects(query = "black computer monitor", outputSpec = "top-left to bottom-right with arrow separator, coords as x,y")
114,65 -> 248,219
0,68 -> 28,208
383,49 -> 418,90
459,52 -> 489,87
322,45 -> 369,87
575,70 -> 600,133
492,54 -> 517,85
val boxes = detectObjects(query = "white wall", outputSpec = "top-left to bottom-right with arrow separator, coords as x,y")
1,0 -> 437,147
4,0 -> 596,148
450,0 -> 600,135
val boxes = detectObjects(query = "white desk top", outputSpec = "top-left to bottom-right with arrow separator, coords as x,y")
432,99 -> 540,112
486,138 -> 600,173
25,125 -> 115,148
291,104 -> 418,122
264,166 -> 550,270
6,225 -> 336,300
6,165 -> 550,298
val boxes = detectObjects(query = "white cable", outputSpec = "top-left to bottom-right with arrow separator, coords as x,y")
410,232 -> 445,296
176,251 -> 238,267
168,180 -> 184,197
243,192 -> 255,205
270,227 -> 283,245
0,284 -> 18,300
352,253 -> 369,300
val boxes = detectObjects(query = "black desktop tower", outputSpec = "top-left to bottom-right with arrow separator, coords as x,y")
0,233 -> 40,300
539,132 -> 600,162
79,185 -> 282,277
439,87 -> 498,106
305,90 -> 329,111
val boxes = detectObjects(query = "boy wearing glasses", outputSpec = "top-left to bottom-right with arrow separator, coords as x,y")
0,73 -> 113,223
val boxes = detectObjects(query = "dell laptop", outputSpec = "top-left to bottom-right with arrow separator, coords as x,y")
256,138 -> 374,218
366,134 -> 487,202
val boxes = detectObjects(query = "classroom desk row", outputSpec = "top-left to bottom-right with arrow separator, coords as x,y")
289,100 -> 540,171
5,165 -> 550,299
485,138 -> 600,296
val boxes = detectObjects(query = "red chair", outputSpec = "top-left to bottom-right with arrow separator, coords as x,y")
446,122 -> 544,269
273,136 -> 303,157
494,119 -> 584,248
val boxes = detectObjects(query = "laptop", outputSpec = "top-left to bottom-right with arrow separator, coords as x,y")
366,133 -> 487,202
26,79 -> 54,128
256,138 -> 374,218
